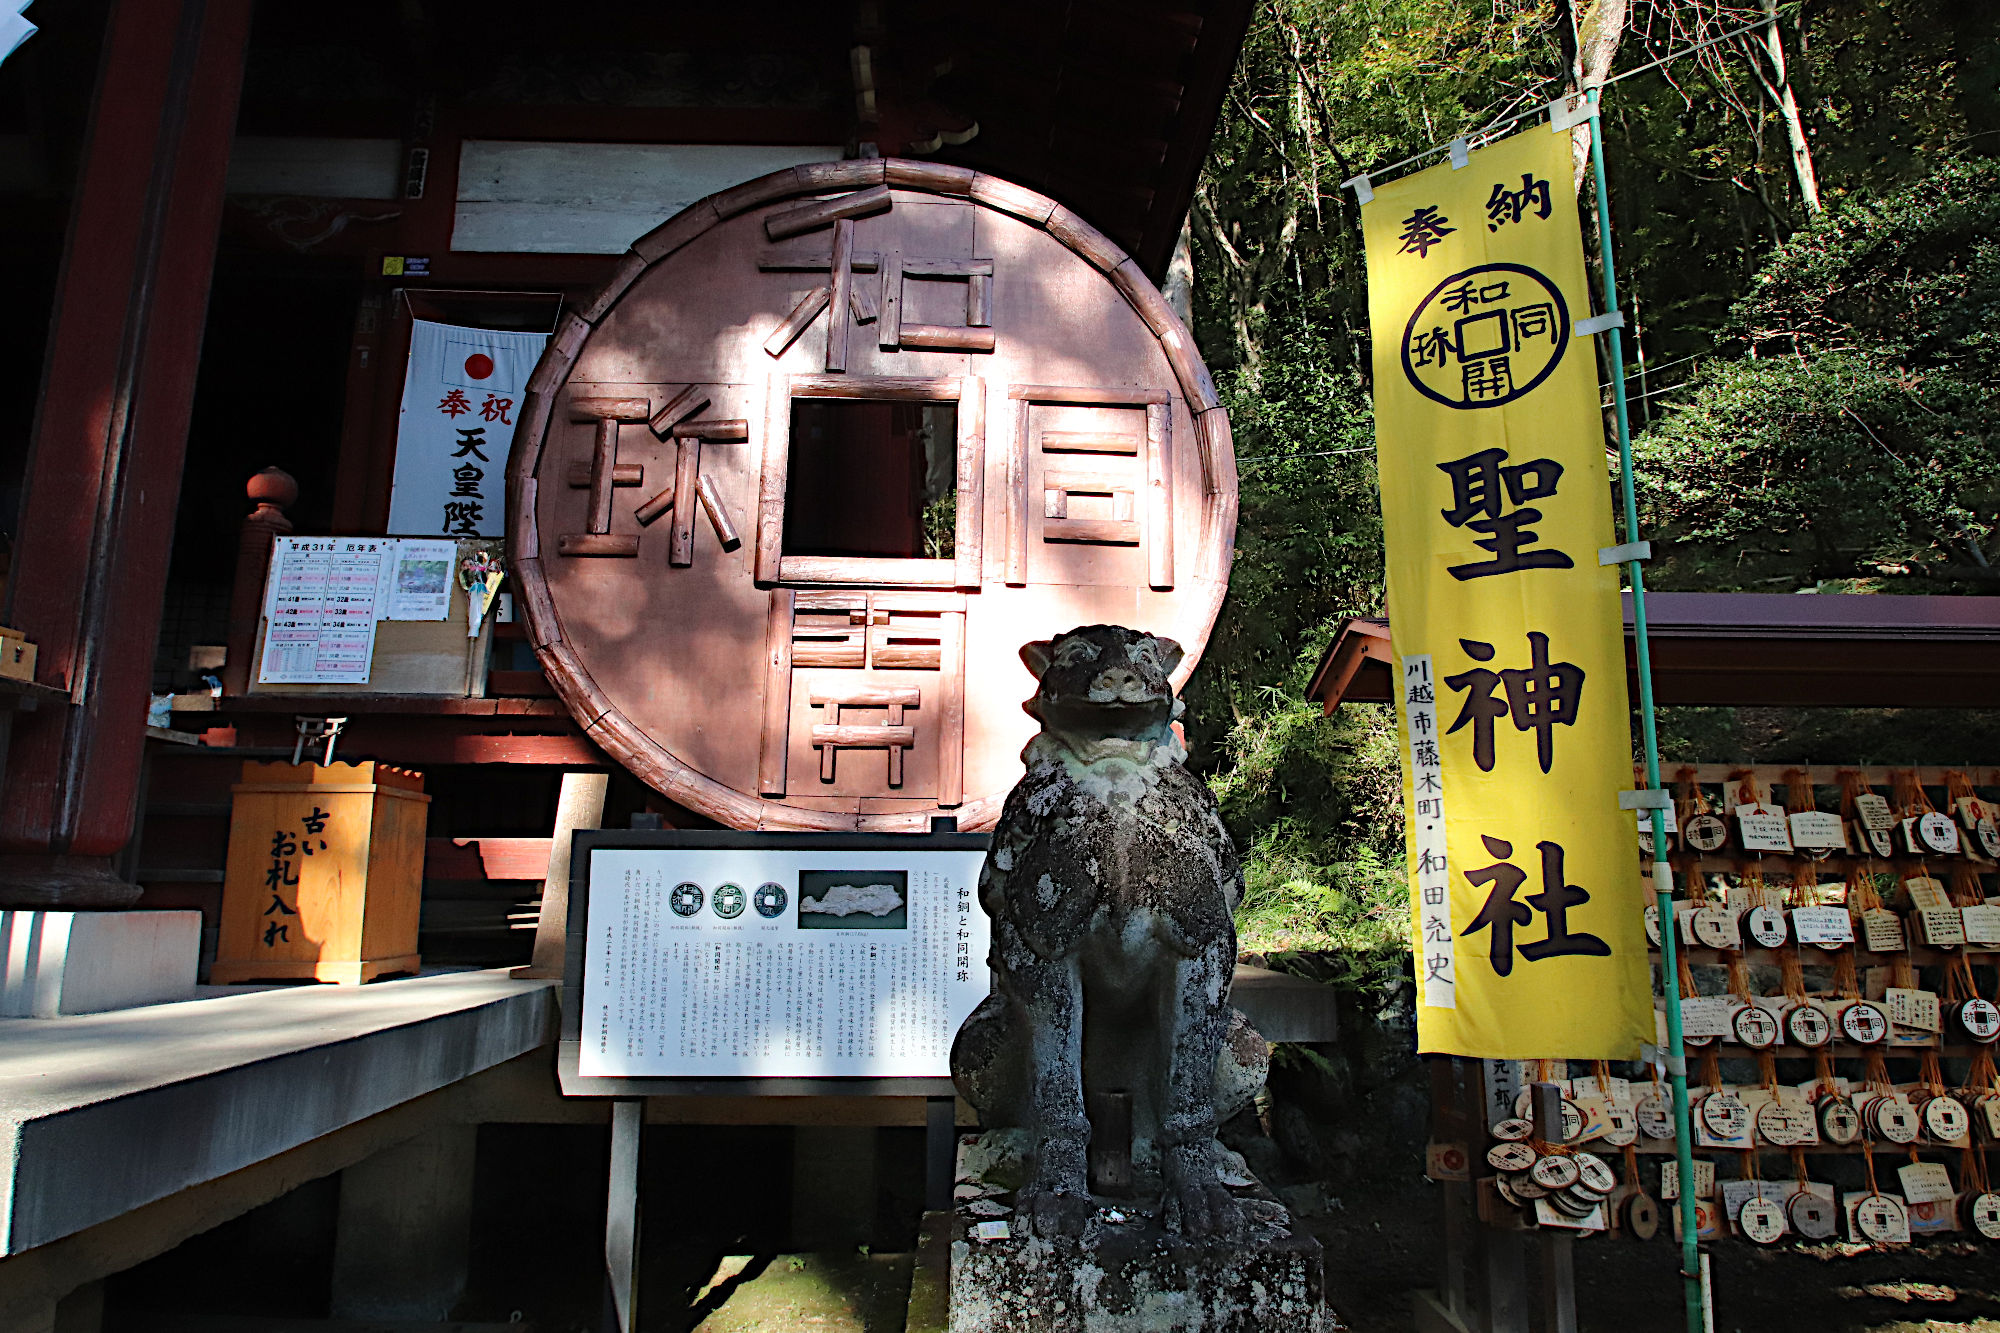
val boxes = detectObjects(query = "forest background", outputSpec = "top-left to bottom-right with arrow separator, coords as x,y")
1190,0 -> 2000,992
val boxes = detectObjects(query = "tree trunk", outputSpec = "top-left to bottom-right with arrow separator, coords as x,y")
1570,0 -> 1630,193
1757,0 -> 1822,217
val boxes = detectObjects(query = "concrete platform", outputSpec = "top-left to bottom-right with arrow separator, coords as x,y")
0,968 -> 556,1256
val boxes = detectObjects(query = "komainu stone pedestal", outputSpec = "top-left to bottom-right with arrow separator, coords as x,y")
944,1132 -> 1338,1333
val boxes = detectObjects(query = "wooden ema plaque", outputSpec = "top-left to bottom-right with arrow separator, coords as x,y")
508,160 -> 1237,831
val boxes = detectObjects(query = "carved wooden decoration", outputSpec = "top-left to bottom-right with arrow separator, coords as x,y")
507,159 -> 1237,832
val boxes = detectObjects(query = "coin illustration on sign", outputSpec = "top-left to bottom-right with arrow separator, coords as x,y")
711,883 -> 745,919
670,882 -> 704,917
1400,263 -> 1570,409
754,882 -> 789,918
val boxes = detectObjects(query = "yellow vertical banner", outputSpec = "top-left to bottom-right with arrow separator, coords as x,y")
1362,126 -> 1651,1058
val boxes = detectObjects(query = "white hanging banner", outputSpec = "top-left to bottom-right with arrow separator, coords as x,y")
385,319 -> 548,537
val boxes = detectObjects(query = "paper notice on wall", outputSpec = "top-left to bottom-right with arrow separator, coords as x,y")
579,846 -> 992,1078
258,537 -> 388,684
384,539 -> 457,620
385,319 -> 547,538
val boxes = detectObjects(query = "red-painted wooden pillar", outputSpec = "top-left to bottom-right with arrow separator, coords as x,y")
0,0 -> 253,905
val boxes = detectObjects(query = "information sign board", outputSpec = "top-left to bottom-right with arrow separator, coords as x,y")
559,830 -> 991,1096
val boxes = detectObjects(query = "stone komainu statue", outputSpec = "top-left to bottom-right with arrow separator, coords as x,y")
951,624 -> 1265,1238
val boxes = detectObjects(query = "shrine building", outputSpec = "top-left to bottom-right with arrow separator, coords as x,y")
0,3 -> 1300,1329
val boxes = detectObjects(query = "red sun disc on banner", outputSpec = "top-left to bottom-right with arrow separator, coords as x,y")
463,353 -> 494,380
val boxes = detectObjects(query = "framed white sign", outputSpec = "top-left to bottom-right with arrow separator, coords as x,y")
560,830 -> 991,1094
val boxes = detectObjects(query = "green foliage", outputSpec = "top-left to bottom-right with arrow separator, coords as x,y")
1636,160 -> 2000,588
1190,0 -> 2000,976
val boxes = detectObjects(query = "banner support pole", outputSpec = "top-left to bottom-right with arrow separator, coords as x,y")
1579,87 -> 1707,1333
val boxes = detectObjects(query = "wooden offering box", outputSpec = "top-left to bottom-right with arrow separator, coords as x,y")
212,761 -> 430,985
509,159 -> 1238,832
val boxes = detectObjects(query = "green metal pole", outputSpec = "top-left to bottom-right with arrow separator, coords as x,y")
1582,87 -> 1707,1333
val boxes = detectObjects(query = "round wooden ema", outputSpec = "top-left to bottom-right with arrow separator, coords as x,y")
1737,1195 -> 1786,1244
1871,1095 -> 1919,1145
1787,1189 -> 1837,1240
1922,1093 -> 1970,1143
1733,1003 -> 1780,1049
1786,1001 -> 1833,1048
509,160 -> 1237,830
1487,1141 -> 1537,1173
1918,811 -> 1961,855
1530,1154 -> 1582,1191
1490,1117 -> 1534,1142
1549,1184 -> 1599,1218
1700,1091 -> 1750,1140
1853,1193 -> 1907,1244
1493,1175 -> 1525,1209
1602,1105 -> 1639,1147
1644,902 -> 1661,947
1957,997 -> 2000,1044
1622,1191 -> 1661,1241
1975,818 -> 2000,859
1691,906 -> 1738,950
1683,812 -> 1728,853
1746,904 -> 1789,948
1841,1001 -> 1889,1045
1860,825 -> 1895,859
1969,1191 -> 2000,1240
1636,1092 -> 1676,1140
1572,1152 -> 1617,1197
1819,1099 -> 1861,1145
1756,1099 -> 1814,1147
1507,1171 -> 1550,1200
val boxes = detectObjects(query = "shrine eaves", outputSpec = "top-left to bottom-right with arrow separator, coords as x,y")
508,159 -> 1238,832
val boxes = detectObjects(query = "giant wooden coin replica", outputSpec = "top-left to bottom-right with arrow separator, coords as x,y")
509,160 -> 1236,831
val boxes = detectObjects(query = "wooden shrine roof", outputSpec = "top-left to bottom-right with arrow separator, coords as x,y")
1306,594 -> 2000,711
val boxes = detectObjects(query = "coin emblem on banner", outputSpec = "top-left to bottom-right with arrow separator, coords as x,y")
1399,263 -> 1570,409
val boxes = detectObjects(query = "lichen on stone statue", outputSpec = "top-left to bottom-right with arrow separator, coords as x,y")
801,883 -> 905,917
951,624 -> 1265,1239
